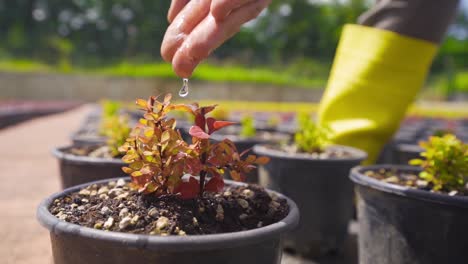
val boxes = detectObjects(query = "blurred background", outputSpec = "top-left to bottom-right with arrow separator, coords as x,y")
0,0 -> 467,102
0,2 -> 466,264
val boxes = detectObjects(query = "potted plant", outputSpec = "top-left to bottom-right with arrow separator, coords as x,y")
254,113 -> 367,257
71,100 -> 124,146
53,109 -> 131,188
38,94 -> 299,264
351,134 -> 468,264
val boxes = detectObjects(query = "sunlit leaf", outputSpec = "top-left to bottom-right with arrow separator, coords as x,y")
205,176 -> 224,193
189,126 -> 210,139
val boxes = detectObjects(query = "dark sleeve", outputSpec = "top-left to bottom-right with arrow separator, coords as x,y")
358,0 -> 460,43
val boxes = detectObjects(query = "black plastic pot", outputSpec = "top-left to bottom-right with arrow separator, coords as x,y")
392,143 -> 422,165
253,145 -> 367,257
37,178 -> 299,264
52,146 -> 125,189
71,130 -> 107,146
351,165 -> 468,264
212,132 -> 289,183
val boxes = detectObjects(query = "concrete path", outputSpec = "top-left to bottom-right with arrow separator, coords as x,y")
0,106 -> 92,264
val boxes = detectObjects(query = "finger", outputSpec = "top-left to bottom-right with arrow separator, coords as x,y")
211,0 -> 254,21
161,0 -> 211,62
168,0 -> 190,23
172,0 -> 270,77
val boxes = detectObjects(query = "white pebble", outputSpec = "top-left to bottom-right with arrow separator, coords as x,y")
119,216 -> 132,229
103,217 -> 114,229
116,179 -> 126,187
119,208 -> 129,217
156,216 -> 169,230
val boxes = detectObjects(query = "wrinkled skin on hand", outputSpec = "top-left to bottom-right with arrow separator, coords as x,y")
161,0 -> 272,78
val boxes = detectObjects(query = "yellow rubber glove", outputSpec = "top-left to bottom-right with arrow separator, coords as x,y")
318,24 -> 437,164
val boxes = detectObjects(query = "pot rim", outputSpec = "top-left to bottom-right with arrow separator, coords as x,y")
52,146 -> 124,165
350,164 -> 468,209
70,130 -> 107,142
37,178 -> 300,251
210,131 -> 290,144
253,144 -> 367,162
394,143 -> 423,153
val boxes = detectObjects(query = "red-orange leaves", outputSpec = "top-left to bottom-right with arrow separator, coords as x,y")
174,176 -> 200,199
207,117 -> 236,134
120,94 -> 270,199
189,126 -> 210,139
205,175 -> 224,193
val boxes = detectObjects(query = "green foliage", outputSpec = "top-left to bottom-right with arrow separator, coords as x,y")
210,108 -> 230,121
99,100 -> 131,157
119,95 -> 269,199
240,116 -> 256,138
267,116 -> 280,128
101,100 -> 121,119
410,134 -> 468,191
294,113 -> 332,153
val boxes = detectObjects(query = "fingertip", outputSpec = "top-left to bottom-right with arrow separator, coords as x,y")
172,53 -> 199,78
160,43 -> 173,63
210,1 -> 228,21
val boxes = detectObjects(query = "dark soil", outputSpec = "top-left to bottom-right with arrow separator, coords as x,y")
49,180 -> 289,236
364,168 -> 468,196
263,144 -> 355,159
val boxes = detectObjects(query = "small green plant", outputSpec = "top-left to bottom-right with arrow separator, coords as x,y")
99,100 -> 131,157
119,94 -> 269,198
410,134 -> 468,191
267,116 -> 280,128
294,113 -> 332,153
100,100 -> 121,119
240,115 -> 256,138
210,108 -> 230,121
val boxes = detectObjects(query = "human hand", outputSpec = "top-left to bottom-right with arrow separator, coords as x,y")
161,0 -> 271,77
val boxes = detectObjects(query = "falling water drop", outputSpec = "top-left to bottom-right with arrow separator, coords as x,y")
179,78 -> 189,97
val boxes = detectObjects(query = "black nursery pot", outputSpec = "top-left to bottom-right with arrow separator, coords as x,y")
71,130 -> 107,146
253,145 -> 367,256
392,143 -> 422,165
37,178 -> 300,264
52,146 -> 125,189
351,165 -> 468,264
212,132 -> 289,183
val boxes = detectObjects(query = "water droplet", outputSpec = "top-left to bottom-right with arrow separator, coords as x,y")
179,78 -> 189,97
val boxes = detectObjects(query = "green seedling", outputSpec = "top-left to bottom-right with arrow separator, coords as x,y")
294,113 -> 332,153
410,134 -> 468,191
240,115 -> 256,138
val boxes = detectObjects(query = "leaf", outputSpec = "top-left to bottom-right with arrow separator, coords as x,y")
409,159 -> 422,166
174,177 -> 200,199
195,114 -> 206,130
207,118 -> 236,134
142,181 -> 159,194
200,105 -> 217,115
167,104 -> 194,114
245,155 -> 256,163
230,170 -> 242,181
205,176 -> 225,193
131,170 -> 143,177
136,99 -> 148,109
161,130 -> 171,142
255,156 -> 270,165
189,126 -> 210,139
122,166 -> 133,174
163,93 -> 172,105
144,127 -> 154,138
